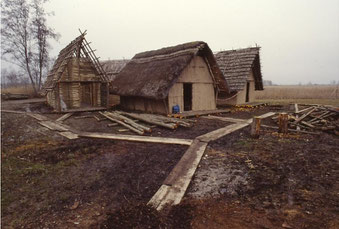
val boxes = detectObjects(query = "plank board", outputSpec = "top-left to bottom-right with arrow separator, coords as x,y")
201,115 -> 247,123
0,110 -> 26,114
56,106 -> 106,113
56,112 -> 74,122
148,140 -> 208,210
27,113 -> 49,121
176,109 -> 230,118
39,121 -> 69,132
78,132 -> 193,146
198,112 -> 275,142
197,122 -> 250,142
59,131 -> 79,139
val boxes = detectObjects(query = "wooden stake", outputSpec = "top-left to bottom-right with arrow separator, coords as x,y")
250,117 -> 261,138
278,113 -> 288,134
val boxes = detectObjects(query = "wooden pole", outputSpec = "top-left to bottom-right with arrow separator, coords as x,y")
99,112 -> 144,135
278,113 -> 288,134
250,117 -> 261,138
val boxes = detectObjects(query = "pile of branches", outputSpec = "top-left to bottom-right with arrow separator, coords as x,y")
99,111 -> 194,135
273,104 -> 339,135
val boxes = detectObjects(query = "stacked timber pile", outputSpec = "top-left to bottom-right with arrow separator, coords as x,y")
271,104 -> 339,135
99,111 -> 193,135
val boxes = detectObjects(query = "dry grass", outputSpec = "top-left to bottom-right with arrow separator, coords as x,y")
1,85 -> 35,95
255,85 -> 339,106
255,85 -> 339,100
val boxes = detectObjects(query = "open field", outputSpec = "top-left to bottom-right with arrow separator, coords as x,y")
255,85 -> 339,106
1,85 -> 35,95
1,100 -> 339,228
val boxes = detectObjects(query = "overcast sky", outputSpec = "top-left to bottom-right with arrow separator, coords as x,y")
24,0 -> 339,84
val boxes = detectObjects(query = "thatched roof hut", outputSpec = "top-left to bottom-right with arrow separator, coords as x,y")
112,41 -> 229,114
100,59 -> 130,81
215,47 -> 263,104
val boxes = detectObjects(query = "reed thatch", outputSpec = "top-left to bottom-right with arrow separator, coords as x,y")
112,41 -> 229,99
215,47 -> 263,92
100,59 -> 130,81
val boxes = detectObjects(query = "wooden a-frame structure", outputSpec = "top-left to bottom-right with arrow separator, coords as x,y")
43,31 -> 109,112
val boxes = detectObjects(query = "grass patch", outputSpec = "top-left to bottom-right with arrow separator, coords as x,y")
1,85 -> 35,95
255,85 -> 339,100
256,98 -> 339,106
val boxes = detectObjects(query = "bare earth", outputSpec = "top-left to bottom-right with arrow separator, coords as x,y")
1,100 -> 338,229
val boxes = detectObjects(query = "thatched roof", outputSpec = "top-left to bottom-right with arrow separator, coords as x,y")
100,59 -> 130,81
42,32 -> 108,93
112,41 -> 229,99
215,47 -> 263,92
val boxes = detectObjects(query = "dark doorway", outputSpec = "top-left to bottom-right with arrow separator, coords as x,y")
183,83 -> 192,111
81,83 -> 92,106
245,82 -> 250,103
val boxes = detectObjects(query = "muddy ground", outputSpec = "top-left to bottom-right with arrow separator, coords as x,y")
1,100 -> 338,228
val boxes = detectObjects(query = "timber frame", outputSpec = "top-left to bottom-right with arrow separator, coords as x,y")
43,31 -> 109,112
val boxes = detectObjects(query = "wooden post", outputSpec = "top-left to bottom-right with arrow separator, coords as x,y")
251,117 -> 261,138
278,113 -> 288,134
294,104 -> 300,131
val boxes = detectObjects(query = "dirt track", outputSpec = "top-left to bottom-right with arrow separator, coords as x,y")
1,100 -> 339,228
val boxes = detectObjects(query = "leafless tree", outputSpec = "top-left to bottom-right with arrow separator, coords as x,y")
30,0 -> 59,90
1,0 -> 59,95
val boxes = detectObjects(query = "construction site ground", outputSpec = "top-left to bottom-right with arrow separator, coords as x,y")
1,100 -> 338,229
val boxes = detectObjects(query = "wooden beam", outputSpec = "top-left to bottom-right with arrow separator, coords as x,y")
78,132 -> 193,146
1,110 -> 27,114
58,131 -> 79,139
201,115 -> 247,123
293,107 -> 316,124
261,124 -> 319,135
56,112 -> 73,122
177,109 -> 231,118
99,112 -> 144,135
27,113 -> 49,121
197,112 -> 275,142
117,111 -> 177,129
148,139 -> 208,210
39,121 -> 70,132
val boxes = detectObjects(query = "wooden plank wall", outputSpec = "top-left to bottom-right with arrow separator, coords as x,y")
121,96 -> 167,114
49,57 -> 105,110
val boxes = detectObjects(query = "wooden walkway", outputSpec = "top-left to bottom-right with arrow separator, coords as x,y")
79,132 -> 193,146
3,108 -> 276,211
148,112 -> 275,210
170,109 -> 230,118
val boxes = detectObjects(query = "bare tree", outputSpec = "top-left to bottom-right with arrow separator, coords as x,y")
30,0 -> 59,90
1,0 -> 59,95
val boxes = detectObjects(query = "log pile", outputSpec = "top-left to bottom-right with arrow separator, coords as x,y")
99,111 -> 193,135
272,104 -> 339,135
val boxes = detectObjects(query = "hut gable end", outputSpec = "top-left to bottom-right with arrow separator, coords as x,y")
42,32 -> 109,111
42,32 -> 108,93
215,47 -> 263,92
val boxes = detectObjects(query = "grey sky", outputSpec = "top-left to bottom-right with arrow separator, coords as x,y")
27,0 -> 339,84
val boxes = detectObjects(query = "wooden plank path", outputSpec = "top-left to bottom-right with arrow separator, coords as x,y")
201,115 -> 248,123
170,109 -> 230,118
78,132 -> 193,146
56,112 -> 74,122
149,139 -> 207,210
148,112 -> 276,210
